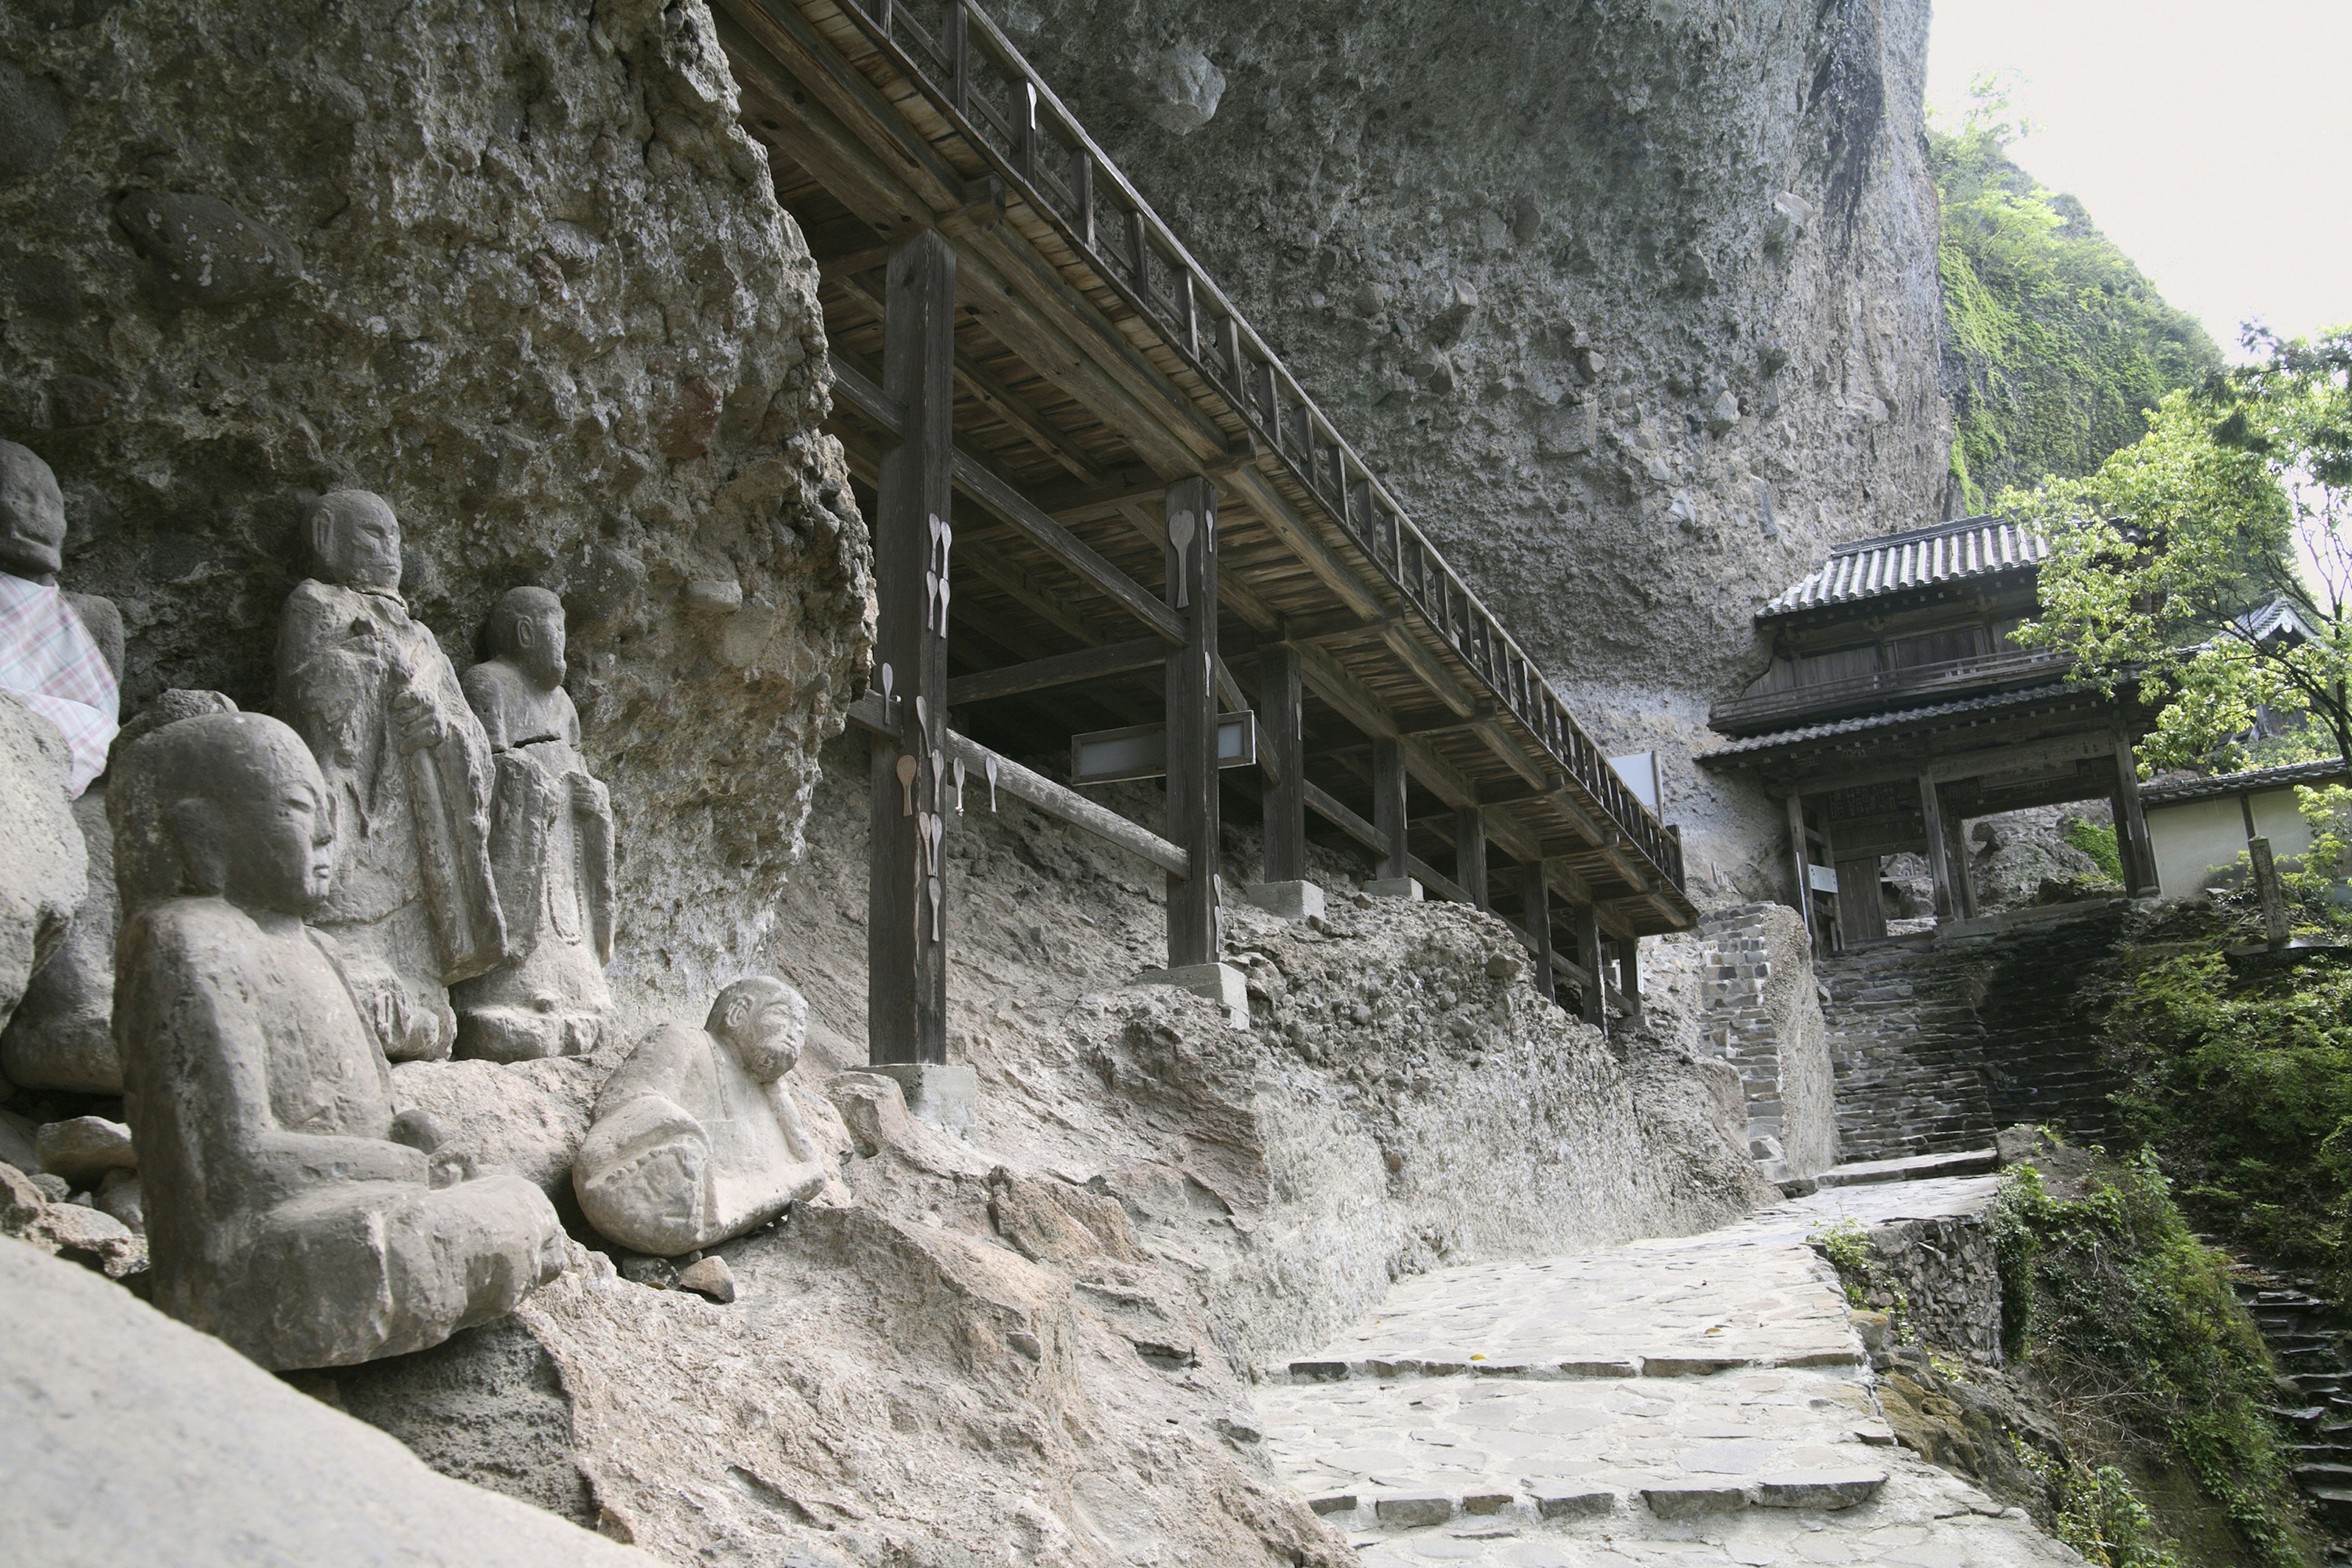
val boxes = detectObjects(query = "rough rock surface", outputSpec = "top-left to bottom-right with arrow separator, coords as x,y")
0,0 -> 870,1046
1689,902 -> 1841,1180
0,691 -> 84,1037
998,0 -> 1951,894
1,782 -> 119,1091
0,1236 -> 654,1567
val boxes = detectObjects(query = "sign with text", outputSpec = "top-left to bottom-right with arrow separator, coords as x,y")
1071,712 -> 1258,785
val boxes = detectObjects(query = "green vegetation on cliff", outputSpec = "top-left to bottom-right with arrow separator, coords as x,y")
1933,90 -> 2223,508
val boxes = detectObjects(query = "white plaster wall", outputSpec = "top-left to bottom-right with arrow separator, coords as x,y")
2147,787 -> 2315,897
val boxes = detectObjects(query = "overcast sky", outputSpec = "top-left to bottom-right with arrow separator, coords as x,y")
1924,0 -> 2352,360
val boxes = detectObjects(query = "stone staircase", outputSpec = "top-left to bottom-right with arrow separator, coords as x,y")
1818,903 -> 2132,1162
2234,1264 -> 2352,1555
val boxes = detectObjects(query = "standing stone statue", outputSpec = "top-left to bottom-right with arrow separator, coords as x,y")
108,710 -> 564,1371
449,588 -> 615,1062
0,440 -> 127,1091
275,491 -> 505,1063
574,977 -> 829,1257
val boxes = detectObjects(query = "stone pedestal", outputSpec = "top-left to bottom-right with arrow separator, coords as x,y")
1243,880 -> 1324,923
1362,877 -> 1423,902
1129,961 -> 1249,1028
868,1062 -> 978,1138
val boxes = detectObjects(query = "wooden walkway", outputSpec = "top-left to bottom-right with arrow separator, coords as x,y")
714,0 -> 1693,1058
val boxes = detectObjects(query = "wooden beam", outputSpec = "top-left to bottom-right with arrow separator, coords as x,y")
1917,774 -> 1956,922
953,357 -> 1102,484
2111,732 -> 2155,896
1786,792 -> 1815,946
868,229 -> 955,1068
952,536 -> 1108,647
1304,780 -> 1386,857
950,447 -> 1186,644
1408,854 -> 1471,907
944,731 -> 1185,877
946,638 -> 1165,706
1113,499 -> 1280,631
1523,862 -> 1555,1001
1373,735 -> 1409,880
1572,902 -> 1605,1030
1164,475 -> 1219,967
1454,805 -> 1489,910
1379,621 -> 1479,719
1259,646 -> 1306,883
1619,937 -> 1643,1022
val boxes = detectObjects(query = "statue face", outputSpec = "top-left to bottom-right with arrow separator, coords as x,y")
513,608 -> 567,689
726,989 -> 806,1082
219,750 -> 337,913
0,447 -> 66,581
314,496 -> 403,591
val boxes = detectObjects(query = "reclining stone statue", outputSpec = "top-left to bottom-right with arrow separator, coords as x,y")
450,587 -> 616,1061
0,442 -> 129,1090
575,976 -> 829,1257
110,710 -> 563,1370
275,489 -> 505,1062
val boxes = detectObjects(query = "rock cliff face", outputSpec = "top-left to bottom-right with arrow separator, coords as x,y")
995,0 -> 1951,894
0,0 -> 871,1039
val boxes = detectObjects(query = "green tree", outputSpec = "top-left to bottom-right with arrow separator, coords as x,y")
1932,75 -> 2223,508
2005,328 -> 2352,769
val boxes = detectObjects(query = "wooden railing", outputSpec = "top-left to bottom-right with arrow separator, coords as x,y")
827,0 -> 1684,895
1709,648 -> 2073,736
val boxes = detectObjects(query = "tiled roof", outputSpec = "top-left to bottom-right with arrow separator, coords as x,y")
1762,516 -> 2045,618
2231,596 -> 2322,646
1697,681 -> 2095,761
2141,756 -> 2351,806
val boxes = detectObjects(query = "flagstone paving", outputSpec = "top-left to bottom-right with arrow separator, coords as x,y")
1258,1175 -> 2082,1566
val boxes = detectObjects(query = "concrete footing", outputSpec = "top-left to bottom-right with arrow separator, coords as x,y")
1243,880 -> 1324,922
867,1063 -> 978,1139
1129,961 -> 1250,1028
1362,877 -> 1423,902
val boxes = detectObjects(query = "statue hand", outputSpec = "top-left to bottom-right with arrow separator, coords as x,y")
391,682 -> 448,754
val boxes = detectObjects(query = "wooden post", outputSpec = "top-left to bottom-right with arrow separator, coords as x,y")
1785,792 -> 1815,947
867,229 -> 955,1067
1453,805 -> 1488,909
1942,807 -> 1979,921
2112,734 -> 2154,896
1164,475 -> 1219,966
1522,862 -> 1555,1002
1619,936 -> 1643,1022
1574,902 -> 1605,1030
1258,645 -> 1306,884
1373,736 -> 1409,881
1917,773 -> 1956,922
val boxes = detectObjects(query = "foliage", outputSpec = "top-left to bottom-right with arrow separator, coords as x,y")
2065,819 -> 2125,882
2005,326 -> 2352,769
1990,1155 -> 2307,1567
2018,1448 -> 2184,1568
1930,76 -> 2223,508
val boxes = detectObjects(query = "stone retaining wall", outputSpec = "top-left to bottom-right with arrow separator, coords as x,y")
1819,903 -> 2129,1162
1697,903 -> 1840,1180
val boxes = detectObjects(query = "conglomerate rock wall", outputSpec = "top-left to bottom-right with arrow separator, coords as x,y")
995,0 -> 1952,897
0,0 -> 872,1041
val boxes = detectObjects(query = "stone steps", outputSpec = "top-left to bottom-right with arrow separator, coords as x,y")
2236,1260 -> 2352,1548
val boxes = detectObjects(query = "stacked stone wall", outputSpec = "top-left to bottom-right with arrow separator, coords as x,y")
1819,904 -> 2130,1161
1697,902 -> 1839,1179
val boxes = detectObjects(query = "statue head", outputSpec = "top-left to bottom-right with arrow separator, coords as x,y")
305,489 -> 403,593
482,586 -> 566,690
0,439 -> 67,584
111,712 -> 335,917
706,976 -> 807,1084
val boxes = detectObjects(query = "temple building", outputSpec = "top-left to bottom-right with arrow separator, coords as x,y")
1700,516 -> 2156,951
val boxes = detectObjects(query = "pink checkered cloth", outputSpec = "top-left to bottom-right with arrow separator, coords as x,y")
0,573 -> 119,797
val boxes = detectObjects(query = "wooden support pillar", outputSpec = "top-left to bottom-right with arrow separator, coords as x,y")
1521,862 -> 1555,1001
1257,644 -> 1306,884
1372,735 -> 1409,880
1619,936 -> 1643,1022
1164,474 -> 1220,966
1917,773 -> 1956,922
2111,734 -> 2154,897
1574,902 -> 1605,1030
1785,793 -> 1815,945
1453,805 -> 1489,910
1942,807 -> 1979,921
867,229 -> 956,1066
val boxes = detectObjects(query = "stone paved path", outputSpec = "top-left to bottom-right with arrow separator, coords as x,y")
1259,1176 -> 2081,1566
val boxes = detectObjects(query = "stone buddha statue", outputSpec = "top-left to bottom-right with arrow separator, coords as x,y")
574,977 -> 829,1257
108,710 -> 563,1371
449,587 -> 616,1061
274,490 -> 505,1062
0,439 -> 126,1092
